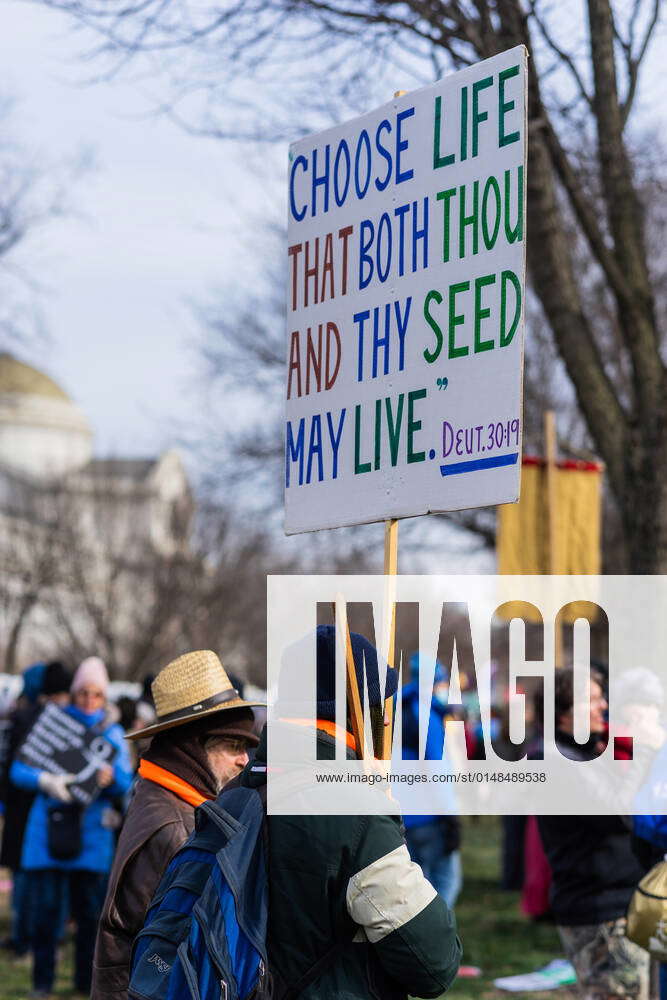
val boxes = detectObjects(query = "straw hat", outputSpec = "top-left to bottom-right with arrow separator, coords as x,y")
127,650 -> 263,741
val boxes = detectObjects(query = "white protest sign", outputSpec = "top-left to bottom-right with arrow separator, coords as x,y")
285,46 -> 527,535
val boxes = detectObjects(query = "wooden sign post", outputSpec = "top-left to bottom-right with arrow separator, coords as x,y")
382,517 -> 399,758
334,598 -> 368,760
333,516 -> 398,760
544,410 -> 563,668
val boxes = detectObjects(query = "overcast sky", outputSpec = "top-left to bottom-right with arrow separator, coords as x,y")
0,0 -> 284,459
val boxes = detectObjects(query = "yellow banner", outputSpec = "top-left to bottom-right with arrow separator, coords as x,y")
497,459 -> 602,622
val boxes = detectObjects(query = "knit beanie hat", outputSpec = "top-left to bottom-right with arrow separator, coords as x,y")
71,656 -> 109,696
315,624 -> 399,723
42,661 -> 73,697
21,662 -> 46,705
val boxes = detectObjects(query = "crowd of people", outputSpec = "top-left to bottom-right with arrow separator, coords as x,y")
1,658 -> 134,996
0,638 -> 665,1000
0,651 -> 264,998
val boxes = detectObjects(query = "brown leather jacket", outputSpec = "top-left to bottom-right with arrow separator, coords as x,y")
91,777 -> 196,1000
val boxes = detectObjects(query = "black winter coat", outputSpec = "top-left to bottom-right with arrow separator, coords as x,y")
537,731 -> 645,926
0,704 -> 41,870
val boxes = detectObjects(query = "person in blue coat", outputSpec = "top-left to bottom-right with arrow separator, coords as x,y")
11,656 -> 133,998
402,652 -> 463,909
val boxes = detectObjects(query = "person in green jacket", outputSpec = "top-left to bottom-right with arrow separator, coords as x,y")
242,625 -> 462,999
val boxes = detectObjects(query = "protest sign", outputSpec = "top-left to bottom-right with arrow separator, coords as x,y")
17,702 -> 116,806
285,46 -> 527,534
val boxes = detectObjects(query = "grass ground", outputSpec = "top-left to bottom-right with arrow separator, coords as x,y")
0,818 -> 573,1000
440,817 -> 572,1000
0,902 -> 77,1000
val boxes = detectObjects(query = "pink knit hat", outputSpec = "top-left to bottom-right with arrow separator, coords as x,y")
71,656 -> 109,696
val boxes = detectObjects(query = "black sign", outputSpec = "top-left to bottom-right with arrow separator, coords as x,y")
17,703 -> 117,806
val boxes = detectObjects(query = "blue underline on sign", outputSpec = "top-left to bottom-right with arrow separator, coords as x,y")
440,452 -> 519,476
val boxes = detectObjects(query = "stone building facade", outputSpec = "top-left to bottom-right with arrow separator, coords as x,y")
0,353 -> 193,674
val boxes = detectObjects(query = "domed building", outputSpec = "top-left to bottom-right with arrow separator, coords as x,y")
0,354 -> 93,478
0,353 -> 193,674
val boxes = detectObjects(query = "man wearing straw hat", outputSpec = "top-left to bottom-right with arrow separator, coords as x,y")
92,650 -> 261,1000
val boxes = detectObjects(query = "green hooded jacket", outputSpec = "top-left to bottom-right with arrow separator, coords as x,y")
240,725 -> 462,1000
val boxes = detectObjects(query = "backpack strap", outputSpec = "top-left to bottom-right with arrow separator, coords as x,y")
257,782 -> 269,860
256,782 -> 358,999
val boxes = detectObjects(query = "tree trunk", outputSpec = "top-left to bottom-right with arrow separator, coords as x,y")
495,0 -> 664,575
5,595 -> 37,673
623,413 -> 667,573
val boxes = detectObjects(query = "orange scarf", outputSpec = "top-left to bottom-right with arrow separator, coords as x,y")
139,759 -> 213,808
315,719 -> 357,751
282,718 -> 357,751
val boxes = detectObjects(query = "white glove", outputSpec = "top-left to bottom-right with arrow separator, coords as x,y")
38,772 -> 76,803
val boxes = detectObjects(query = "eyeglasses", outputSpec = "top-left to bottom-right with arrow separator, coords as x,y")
210,737 -> 252,755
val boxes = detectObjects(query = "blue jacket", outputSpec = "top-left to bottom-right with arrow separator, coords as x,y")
401,681 -> 457,829
633,741 -> 667,850
11,705 -> 133,873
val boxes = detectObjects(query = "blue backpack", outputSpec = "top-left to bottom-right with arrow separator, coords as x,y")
129,782 -> 353,1000
129,785 -> 270,1000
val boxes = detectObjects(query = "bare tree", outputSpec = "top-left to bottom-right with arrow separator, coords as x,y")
0,475 -> 67,672
47,477 -> 293,684
0,99 -> 89,350
45,481 -> 194,678
34,0 -> 667,570
0,469 -> 292,685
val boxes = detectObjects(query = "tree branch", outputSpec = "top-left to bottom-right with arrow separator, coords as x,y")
587,0 -> 663,415
621,0 -> 661,124
527,0 -> 594,111
541,119 -> 633,309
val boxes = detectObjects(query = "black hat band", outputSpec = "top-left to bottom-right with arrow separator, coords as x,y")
157,687 -> 240,725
